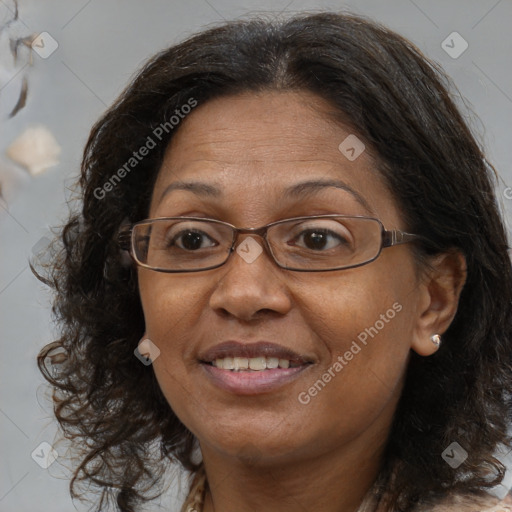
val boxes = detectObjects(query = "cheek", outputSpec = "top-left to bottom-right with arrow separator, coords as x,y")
137,270 -> 220,420
284,301 -> 411,455
137,271 -> 207,379
138,270 -> 206,337
296,262 -> 416,402
301,261 -> 413,351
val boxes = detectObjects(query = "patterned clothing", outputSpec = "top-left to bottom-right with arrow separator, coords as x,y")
180,465 -> 512,512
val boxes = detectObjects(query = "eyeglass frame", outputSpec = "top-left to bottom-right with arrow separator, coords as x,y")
117,214 -> 423,273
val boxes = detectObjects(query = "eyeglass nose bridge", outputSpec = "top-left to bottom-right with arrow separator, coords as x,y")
227,224 -> 275,260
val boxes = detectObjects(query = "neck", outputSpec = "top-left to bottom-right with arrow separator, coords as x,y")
200,431 -> 386,512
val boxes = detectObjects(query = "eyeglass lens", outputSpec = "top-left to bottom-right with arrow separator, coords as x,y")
132,217 -> 383,271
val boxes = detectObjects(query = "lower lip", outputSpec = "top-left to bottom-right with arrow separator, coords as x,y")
200,363 -> 311,395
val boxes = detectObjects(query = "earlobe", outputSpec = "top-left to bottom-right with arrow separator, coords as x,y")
411,251 -> 467,356
411,330 -> 443,357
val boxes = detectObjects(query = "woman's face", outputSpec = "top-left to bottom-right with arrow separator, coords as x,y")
138,91 -> 427,467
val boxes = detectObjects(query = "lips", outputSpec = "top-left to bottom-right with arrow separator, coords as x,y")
198,340 -> 316,394
198,340 -> 315,365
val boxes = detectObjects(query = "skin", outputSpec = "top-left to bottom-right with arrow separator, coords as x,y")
137,91 -> 466,512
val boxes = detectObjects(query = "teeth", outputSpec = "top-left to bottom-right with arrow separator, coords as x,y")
211,356 -> 300,371
267,357 -> 279,369
233,357 -> 249,370
223,357 -> 234,370
249,357 -> 266,370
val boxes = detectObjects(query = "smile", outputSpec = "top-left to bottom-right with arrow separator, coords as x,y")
200,360 -> 312,395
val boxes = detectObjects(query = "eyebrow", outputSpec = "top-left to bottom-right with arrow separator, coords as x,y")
159,178 -> 373,213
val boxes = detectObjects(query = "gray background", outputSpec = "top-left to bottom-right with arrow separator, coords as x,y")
0,1 -> 511,511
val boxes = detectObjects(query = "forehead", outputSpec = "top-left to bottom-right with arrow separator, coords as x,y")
150,91 -> 401,226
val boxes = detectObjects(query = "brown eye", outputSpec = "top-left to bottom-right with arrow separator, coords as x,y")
294,228 -> 348,251
168,229 -> 217,251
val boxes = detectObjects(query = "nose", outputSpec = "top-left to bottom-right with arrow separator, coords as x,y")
208,234 -> 292,321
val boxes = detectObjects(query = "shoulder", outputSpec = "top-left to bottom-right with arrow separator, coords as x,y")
415,492 -> 512,512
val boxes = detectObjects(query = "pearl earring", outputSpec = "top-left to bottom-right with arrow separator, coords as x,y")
430,334 -> 441,347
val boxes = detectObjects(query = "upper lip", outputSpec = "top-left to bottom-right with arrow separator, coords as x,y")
199,341 -> 315,364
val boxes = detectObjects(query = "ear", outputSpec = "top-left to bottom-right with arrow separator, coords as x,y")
411,251 -> 467,356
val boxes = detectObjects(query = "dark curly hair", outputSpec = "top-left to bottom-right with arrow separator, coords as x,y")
36,11 -> 512,512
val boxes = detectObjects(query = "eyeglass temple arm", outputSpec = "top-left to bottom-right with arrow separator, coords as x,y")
382,230 -> 421,248
117,227 -> 132,251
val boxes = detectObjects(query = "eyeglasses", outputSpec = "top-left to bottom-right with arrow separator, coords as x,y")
118,215 -> 421,273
